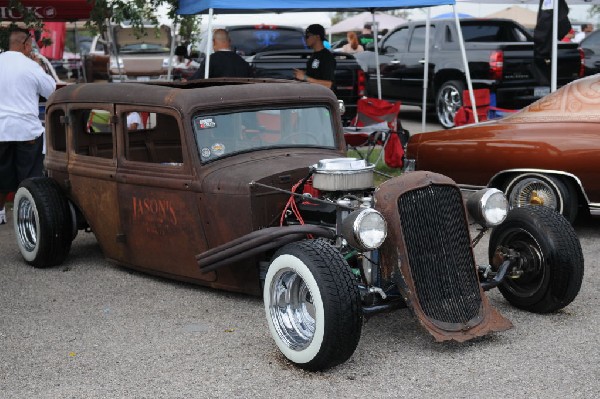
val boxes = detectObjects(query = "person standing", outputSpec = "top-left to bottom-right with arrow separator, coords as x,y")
0,30 -> 56,225
191,29 -> 252,79
358,23 -> 374,47
341,31 -> 364,54
574,24 -> 594,43
127,112 -> 142,130
293,24 -> 336,90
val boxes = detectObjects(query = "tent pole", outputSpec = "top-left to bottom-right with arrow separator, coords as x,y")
453,5 -> 477,124
372,11 -> 382,100
551,0 -> 558,92
204,8 -> 214,79
167,20 -> 177,81
421,8 -> 431,133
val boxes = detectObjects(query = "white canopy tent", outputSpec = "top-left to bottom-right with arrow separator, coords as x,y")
458,0 -> 600,93
327,11 -> 407,34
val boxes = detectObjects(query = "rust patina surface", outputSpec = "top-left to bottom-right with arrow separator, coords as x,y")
45,80 -> 346,295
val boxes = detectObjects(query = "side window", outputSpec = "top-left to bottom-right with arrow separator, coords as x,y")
72,108 -> 114,159
383,28 -> 410,53
124,111 -> 183,165
409,26 -> 436,52
48,109 -> 66,153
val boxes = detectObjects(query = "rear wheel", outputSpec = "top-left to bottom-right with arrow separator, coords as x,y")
13,177 -> 73,268
504,173 -> 578,223
489,206 -> 583,313
264,240 -> 362,371
436,80 -> 465,129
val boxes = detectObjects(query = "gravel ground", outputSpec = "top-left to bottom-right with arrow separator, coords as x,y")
1,207 -> 599,399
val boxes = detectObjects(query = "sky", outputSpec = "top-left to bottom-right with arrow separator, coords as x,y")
159,3 -> 596,29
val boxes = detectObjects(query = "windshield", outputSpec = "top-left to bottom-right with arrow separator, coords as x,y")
193,106 -> 336,163
118,43 -> 170,53
227,28 -> 307,56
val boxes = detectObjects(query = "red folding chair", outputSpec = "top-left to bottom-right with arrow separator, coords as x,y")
343,97 -> 404,167
455,89 -> 518,127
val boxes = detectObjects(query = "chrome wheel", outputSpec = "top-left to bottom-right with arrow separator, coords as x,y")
436,81 -> 464,128
506,176 -> 562,213
268,268 -> 316,350
16,195 -> 38,252
264,240 -> 362,371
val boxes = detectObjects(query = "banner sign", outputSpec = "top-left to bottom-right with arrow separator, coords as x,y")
0,1 -> 93,21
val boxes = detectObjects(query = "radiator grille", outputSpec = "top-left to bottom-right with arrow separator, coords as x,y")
398,185 -> 481,324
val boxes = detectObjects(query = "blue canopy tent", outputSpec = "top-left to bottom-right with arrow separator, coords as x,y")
177,0 -> 481,131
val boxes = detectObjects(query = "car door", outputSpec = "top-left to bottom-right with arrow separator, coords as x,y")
114,105 -> 215,282
401,25 -> 437,103
67,104 -> 124,261
370,27 -> 410,100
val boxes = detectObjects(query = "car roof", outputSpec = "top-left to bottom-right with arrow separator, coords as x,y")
48,79 -> 339,115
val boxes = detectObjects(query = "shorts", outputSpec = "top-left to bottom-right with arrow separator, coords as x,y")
0,135 -> 44,193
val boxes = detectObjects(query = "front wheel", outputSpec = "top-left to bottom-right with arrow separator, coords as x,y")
436,80 -> 465,129
13,177 -> 73,268
264,240 -> 362,371
488,206 -> 584,313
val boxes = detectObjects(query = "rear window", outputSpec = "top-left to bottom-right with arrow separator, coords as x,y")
447,23 -> 532,43
228,27 -> 307,56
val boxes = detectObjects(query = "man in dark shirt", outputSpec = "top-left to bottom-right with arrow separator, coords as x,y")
191,29 -> 252,79
293,24 -> 336,90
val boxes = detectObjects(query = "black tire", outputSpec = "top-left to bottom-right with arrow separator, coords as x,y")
488,206 -> 584,313
264,239 -> 362,371
435,80 -> 465,129
504,173 -> 578,223
13,177 -> 73,268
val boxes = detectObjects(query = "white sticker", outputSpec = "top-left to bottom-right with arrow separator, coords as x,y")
211,143 -> 225,156
201,147 -> 211,158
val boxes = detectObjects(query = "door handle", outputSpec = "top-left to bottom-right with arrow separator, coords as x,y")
390,60 -> 401,64
419,59 -> 426,64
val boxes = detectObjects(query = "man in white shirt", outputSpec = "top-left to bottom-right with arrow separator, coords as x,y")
127,112 -> 142,130
0,30 -> 56,224
574,24 -> 594,43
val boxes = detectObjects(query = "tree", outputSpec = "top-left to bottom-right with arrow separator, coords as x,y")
1,0 -> 201,51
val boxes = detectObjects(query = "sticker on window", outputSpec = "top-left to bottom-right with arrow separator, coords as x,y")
195,117 -> 217,129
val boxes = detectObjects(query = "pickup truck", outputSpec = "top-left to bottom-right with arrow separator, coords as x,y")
195,25 -> 365,123
354,18 -> 584,128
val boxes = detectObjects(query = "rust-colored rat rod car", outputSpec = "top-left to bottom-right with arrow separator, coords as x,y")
12,80 -> 584,371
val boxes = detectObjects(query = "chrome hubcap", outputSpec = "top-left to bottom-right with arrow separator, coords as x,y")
16,196 -> 37,252
437,86 -> 461,127
269,268 -> 315,351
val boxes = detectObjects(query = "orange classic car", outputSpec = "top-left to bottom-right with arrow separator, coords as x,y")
405,74 -> 600,223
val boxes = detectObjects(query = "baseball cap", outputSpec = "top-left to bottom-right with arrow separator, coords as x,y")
305,24 -> 325,41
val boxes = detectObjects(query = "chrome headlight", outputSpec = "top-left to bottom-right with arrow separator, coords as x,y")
466,188 -> 508,227
341,208 -> 387,251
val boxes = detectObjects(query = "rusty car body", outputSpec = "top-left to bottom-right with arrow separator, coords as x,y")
405,74 -> 600,223
12,79 -> 584,371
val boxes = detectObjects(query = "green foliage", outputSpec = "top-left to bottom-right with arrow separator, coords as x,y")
0,0 -> 45,50
1,0 -> 202,50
